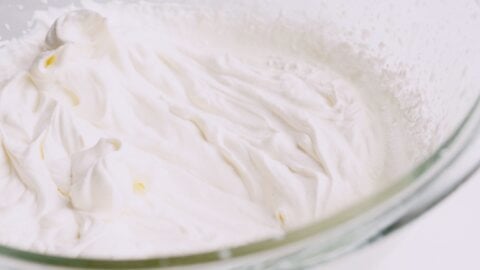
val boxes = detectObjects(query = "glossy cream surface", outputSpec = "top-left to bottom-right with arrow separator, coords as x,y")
0,1 -> 412,258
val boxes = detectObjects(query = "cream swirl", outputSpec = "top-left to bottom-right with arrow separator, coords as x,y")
0,5 -> 397,258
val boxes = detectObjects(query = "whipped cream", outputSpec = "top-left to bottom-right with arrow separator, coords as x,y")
0,2 -> 412,258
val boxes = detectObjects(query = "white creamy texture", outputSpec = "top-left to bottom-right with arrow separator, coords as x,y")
0,2 -> 412,258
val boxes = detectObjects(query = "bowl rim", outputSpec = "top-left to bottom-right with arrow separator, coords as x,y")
1,1 -> 480,268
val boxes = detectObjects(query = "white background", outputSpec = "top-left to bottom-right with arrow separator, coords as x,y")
321,169 -> 480,270
369,170 -> 480,269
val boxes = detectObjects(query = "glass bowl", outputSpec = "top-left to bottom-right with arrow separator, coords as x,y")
0,0 -> 480,269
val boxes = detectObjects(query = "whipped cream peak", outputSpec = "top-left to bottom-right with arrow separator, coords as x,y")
45,10 -> 108,50
70,138 -> 129,214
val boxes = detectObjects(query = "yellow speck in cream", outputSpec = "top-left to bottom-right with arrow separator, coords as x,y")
108,139 -> 122,151
277,212 -> 286,226
133,180 -> 146,194
44,54 -> 57,68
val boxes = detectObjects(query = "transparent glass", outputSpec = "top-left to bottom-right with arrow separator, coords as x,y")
0,0 -> 480,269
